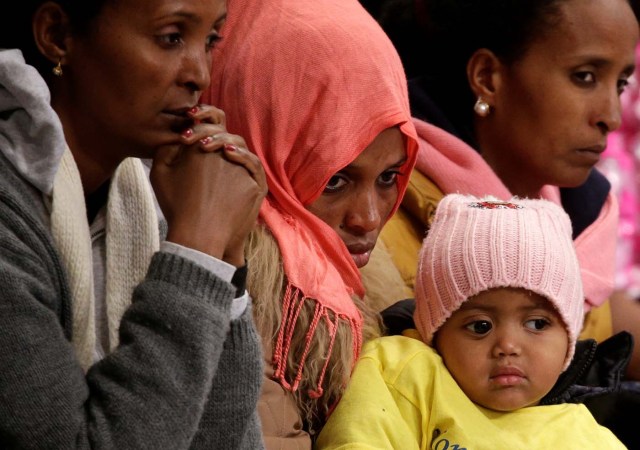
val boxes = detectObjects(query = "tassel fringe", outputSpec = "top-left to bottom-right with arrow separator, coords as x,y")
272,280 -> 362,398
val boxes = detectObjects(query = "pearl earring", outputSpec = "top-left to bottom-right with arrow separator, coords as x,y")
474,97 -> 490,117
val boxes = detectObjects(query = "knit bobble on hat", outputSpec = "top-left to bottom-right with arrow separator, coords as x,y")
413,194 -> 584,369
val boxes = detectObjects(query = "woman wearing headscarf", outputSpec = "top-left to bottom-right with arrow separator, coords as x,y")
201,0 -> 419,446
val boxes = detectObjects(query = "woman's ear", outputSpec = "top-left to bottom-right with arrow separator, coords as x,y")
32,2 -> 72,64
466,48 -> 503,107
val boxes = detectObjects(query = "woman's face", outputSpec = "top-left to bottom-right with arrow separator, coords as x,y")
53,0 -> 226,166
477,0 -> 638,197
306,127 -> 406,268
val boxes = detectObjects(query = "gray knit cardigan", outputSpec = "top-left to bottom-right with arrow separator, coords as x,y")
0,150 -> 264,449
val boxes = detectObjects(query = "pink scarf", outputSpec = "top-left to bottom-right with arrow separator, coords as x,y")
414,118 -> 617,310
202,0 -> 418,395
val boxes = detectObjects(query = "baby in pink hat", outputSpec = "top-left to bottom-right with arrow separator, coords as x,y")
317,194 -> 624,449
414,194 -> 584,411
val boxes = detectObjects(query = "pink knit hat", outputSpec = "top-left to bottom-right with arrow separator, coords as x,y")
414,194 -> 584,369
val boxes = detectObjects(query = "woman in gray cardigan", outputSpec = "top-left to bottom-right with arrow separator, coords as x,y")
0,0 -> 266,448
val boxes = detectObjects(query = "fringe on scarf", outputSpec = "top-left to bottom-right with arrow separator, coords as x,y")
272,281 -> 363,399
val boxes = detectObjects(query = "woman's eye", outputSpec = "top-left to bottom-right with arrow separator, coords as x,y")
323,175 -> 348,193
524,318 -> 550,331
158,32 -> 183,47
573,71 -> 596,86
206,33 -> 222,50
465,320 -> 492,335
378,170 -> 400,187
617,78 -> 630,95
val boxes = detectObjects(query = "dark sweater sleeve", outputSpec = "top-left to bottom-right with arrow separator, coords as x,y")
0,235 -> 249,449
190,304 -> 265,449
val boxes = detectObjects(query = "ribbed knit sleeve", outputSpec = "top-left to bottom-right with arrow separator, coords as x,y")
190,304 -> 265,449
83,251 -> 237,449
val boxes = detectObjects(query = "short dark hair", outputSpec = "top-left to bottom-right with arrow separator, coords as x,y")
361,0 -> 569,139
361,0 -> 637,141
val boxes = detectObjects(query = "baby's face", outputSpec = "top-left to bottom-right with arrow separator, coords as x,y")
435,287 -> 569,411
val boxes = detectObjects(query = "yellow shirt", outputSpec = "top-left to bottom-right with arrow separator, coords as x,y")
316,336 -> 624,450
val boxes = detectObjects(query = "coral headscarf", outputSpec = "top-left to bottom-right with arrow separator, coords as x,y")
202,0 -> 418,394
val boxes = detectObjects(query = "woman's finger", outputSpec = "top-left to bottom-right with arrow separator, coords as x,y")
180,123 -> 227,146
222,144 -> 267,193
198,132 -> 245,152
187,104 -> 226,127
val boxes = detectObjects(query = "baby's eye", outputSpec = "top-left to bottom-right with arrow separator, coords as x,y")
323,174 -> 348,193
524,318 -> 550,331
465,320 -> 492,335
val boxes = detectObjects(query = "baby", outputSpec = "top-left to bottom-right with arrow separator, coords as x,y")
316,194 -> 624,449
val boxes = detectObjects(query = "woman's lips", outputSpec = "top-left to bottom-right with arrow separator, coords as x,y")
347,243 -> 374,268
162,107 -> 196,132
350,251 -> 372,268
576,144 -> 606,165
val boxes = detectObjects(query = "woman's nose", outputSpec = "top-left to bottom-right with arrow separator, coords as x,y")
593,88 -> 623,135
343,189 -> 382,235
180,49 -> 211,93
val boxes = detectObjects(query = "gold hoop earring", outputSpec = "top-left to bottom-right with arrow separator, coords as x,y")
474,97 -> 490,117
52,60 -> 63,77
